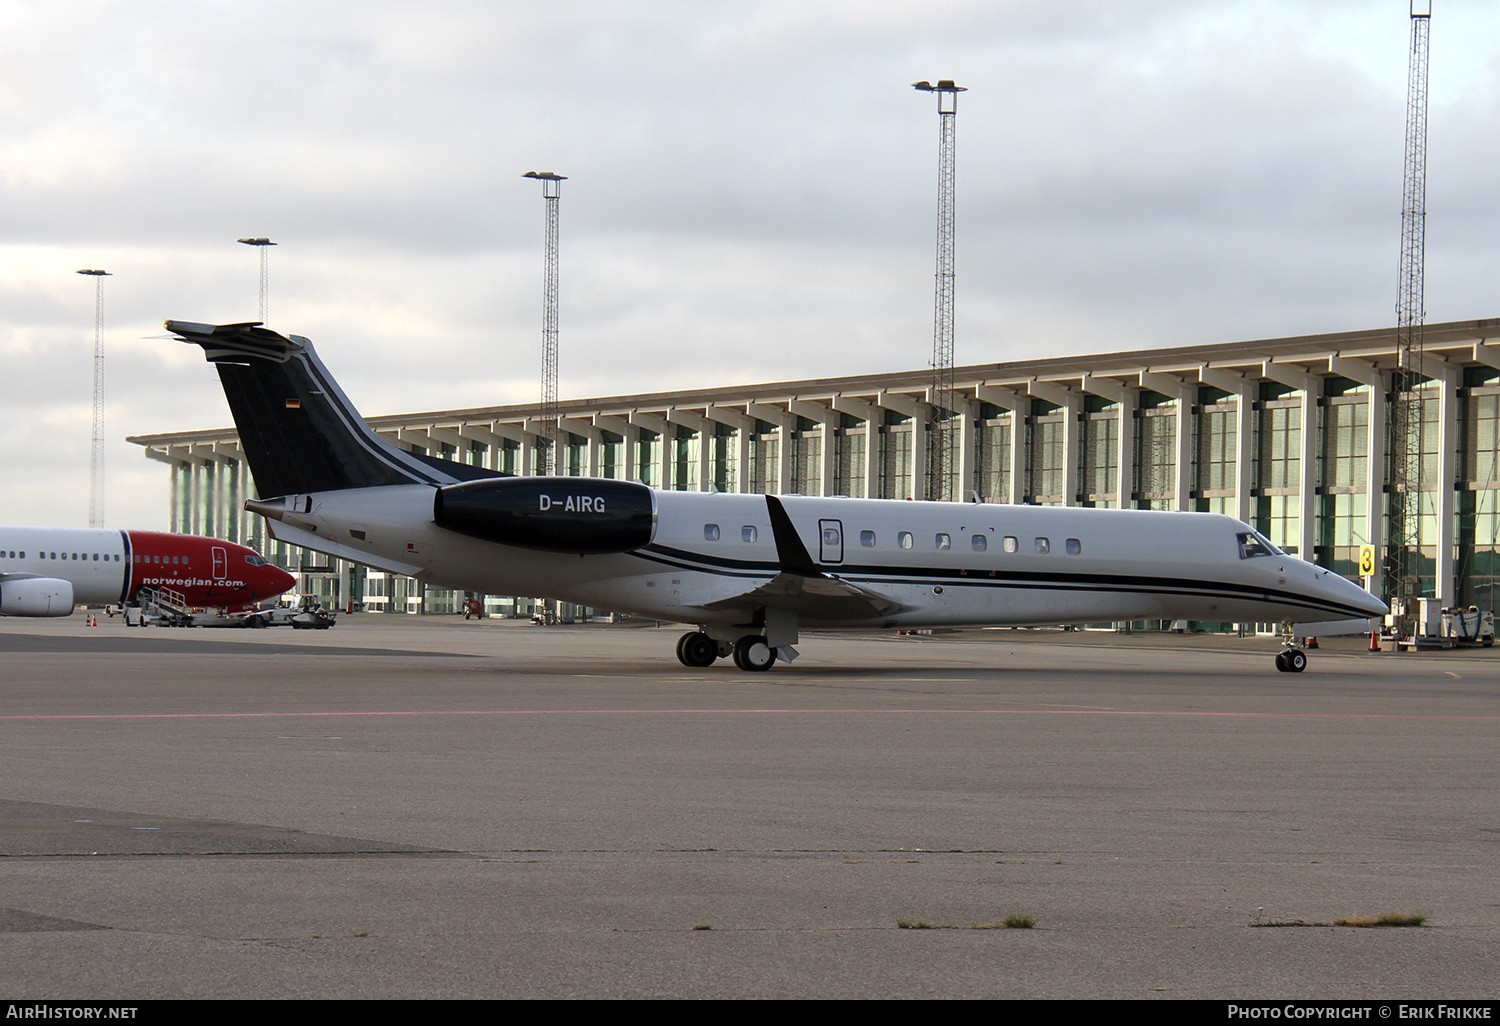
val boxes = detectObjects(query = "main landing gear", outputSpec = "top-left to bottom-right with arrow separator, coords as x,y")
675,630 -> 777,672
1274,621 -> 1307,673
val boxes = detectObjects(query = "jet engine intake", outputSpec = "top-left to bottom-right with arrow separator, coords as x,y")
0,578 -> 75,617
434,477 -> 655,554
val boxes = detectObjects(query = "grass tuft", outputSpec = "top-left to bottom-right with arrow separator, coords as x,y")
1335,911 -> 1428,928
691,923 -> 712,931
1002,911 -> 1036,929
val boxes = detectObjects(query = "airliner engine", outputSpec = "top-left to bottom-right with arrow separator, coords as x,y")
0,577 -> 74,617
434,477 -> 656,554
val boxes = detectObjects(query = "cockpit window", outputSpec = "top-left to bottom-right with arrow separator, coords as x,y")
244,554 -> 269,566
1237,531 -> 1281,559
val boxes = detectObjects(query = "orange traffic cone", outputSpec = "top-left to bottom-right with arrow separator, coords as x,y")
1369,629 -> 1380,652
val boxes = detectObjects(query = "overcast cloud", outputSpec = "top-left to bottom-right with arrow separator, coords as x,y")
1,1 -> 1496,529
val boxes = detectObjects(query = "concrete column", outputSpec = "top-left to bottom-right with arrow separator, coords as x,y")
592,416 -> 636,482
488,423 -> 540,477
1010,412 -> 1025,505
1028,379 -> 1081,506
189,464 -> 201,535
957,397 -> 975,502
975,385 -> 1025,505
169,463 -> 181,533
875,391 -> 930,500
1327,356 -> 1388,591
703,406 -> 754,495
1366,378 -> 1386,561
831,396 -> 882,502
910,421 -> 928,501
1298,386 -> 1320,561
1118,398 -> 1137,510
238,459 -> 251,543
787,400 -> 837,498
1432,361 -> 1461,609
1261,359 -> 1324,556
1080,375 -> 1136,510
1178,399 -> 1195,513
736,428 -> 751,493
666,408 -> 713,492
744,404 -> 792,496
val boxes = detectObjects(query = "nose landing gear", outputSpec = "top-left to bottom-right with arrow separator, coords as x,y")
1274,648 -> 1307,673
1274,621 -> 1307,672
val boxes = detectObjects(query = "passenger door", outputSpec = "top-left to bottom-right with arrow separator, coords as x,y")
211,546 -> 227,580
819,519 -> 844,565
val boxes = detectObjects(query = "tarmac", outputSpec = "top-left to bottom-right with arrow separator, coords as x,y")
0,614 -> 1496,999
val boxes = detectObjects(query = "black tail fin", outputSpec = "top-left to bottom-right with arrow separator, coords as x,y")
166,320 -> 503,496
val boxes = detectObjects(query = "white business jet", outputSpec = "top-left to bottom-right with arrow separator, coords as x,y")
163,320 -> 1386,673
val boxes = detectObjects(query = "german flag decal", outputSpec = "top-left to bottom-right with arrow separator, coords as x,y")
285,399 -> 302,409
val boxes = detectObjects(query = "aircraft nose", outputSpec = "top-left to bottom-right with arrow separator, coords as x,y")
267,565 -> 297,597
1328,570 -> 1388,617
1355,587 -> 1390,617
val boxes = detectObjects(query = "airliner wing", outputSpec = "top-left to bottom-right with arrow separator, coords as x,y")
696,571 -> 903,621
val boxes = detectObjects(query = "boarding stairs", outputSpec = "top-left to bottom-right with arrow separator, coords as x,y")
135,585 -> 195,627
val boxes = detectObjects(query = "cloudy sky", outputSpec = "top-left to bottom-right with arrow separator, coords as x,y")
1,1 -> 1496,530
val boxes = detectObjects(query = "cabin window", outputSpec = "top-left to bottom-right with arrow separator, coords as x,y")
92,553 -> 98,561
971,534 -> 987,552
1065,538 -> 1081,555
1003,536 -> 1018,554
861,530 -> 876,547
704,524 -> 720,541
742,526 -> 757,543
935,533 -> 951,550
898,532 -> 913,549
1035,537 -> 1050,554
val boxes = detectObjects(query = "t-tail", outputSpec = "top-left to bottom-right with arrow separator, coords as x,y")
164,321 -> 504,495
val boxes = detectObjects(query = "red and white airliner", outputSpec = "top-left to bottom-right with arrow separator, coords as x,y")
0,527 -> 296,617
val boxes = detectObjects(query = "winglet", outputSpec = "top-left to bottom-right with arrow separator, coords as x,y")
764,495 -> 820,576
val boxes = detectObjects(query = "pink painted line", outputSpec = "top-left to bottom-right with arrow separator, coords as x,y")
0,708 -> 1495,722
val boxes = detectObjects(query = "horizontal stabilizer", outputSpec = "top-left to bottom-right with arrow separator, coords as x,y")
165,320 -> 506,497
262,519 -> 424,578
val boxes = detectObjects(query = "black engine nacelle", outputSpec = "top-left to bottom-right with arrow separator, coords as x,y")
433,477 -> 656,554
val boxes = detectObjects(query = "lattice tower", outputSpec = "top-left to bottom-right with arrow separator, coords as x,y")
1389,3 -> 1431,632
914,80 -> 965,501
76,269 -> 110,528
525,172 -> 566,475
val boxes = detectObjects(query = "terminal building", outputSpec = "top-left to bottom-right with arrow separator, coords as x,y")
128,317 -> 1500,624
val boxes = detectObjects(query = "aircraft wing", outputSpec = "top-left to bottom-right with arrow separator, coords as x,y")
688,495 -> 906,621
695,570 -> 903,621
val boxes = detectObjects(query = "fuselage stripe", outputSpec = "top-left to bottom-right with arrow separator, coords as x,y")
629,544 -> 1373,621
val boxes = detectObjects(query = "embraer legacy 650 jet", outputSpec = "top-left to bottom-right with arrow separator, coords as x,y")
164,320 -> 1386,673
0,527 -> 296,616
